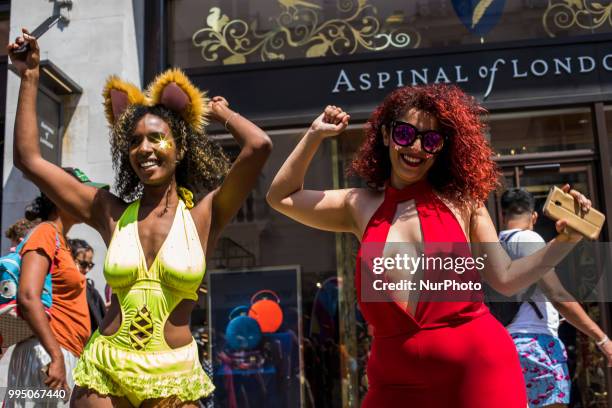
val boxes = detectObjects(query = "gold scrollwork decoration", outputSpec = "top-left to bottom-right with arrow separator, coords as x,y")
543,0 -> 612,37
193,0 -> 420,65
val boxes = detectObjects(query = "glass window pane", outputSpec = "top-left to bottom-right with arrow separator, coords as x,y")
605,106 -> 612,182
488,109 -> 595,156
0,15 -> 8,57
36,90 -> 61,164
169,0 -> 612,68
209,130 -> 343,406
337,128 -> 369,405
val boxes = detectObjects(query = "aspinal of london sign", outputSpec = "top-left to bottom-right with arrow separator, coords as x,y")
190,39 -> 612,125
331,53 -> 612,100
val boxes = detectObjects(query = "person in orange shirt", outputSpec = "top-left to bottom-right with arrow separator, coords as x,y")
6,168 -> 106,407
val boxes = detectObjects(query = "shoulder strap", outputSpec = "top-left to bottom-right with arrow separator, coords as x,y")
500,229 -> 545,320
42,222 -> 62,250
500,229 -> 522,244
41,222 -> 62,275
15,222 -> 61,253
527,301 -> 544,319
117,200 -> 140,228
499,229 -> 544,319
523,284 -> 544,319
14,224 -> 38,253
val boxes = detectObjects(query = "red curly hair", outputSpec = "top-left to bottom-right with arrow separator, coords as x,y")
350,84 -> 499,203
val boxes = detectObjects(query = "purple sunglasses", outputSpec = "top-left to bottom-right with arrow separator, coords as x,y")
390,120 -> 446,154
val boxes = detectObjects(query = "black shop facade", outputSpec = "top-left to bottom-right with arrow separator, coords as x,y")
144,3 -> 612,405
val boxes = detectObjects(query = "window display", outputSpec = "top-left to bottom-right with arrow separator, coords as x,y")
208,266 -> 303,407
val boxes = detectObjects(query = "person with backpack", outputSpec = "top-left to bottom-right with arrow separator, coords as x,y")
67,239 -> 106,334
6,168 -> 106,407
498,188 -> 612,408
5,218 -> 39,250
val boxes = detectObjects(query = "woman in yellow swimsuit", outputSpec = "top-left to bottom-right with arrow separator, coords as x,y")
9,29 -> 272,407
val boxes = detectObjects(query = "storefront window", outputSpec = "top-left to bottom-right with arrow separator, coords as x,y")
0,21 -> 7,57
36,90 -> 62,165
0,5 -> 8,211
488,108 -> 595,156
606,106 -> 612,182
337,118 -> 608,407
336,128 -> 368,406
0,8 -> 8,57
169,0 -> 612,68
205,130 -> 343,407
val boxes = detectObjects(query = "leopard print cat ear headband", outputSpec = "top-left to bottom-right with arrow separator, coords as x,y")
103,68 -> 209,133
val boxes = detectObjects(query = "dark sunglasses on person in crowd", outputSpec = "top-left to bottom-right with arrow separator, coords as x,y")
78,260 -> 95,270
390,120 -> 446,154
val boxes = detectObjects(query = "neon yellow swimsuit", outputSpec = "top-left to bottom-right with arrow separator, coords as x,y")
73,199 -> 214,406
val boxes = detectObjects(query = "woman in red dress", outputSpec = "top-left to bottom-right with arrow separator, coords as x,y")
266,85 -> 590,407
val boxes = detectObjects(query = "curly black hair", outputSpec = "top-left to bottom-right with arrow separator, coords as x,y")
500,188 -> 535,218
110,105 -> 230,202
25,193 -> 56,221
5,218 -> 39,242
67,238 -> 93,258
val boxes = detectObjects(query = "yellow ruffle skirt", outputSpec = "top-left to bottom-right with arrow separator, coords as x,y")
73,331 -> 214,406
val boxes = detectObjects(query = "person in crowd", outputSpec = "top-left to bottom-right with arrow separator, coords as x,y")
6,183 -> 94,406
9,28 -> 271,407
267,85 -> 590,407
5,217 -> 39,250
499,188 -> 612,408
68,238 -> 106,334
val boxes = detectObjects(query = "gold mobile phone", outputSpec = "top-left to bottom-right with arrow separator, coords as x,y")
543,186 -> 606,240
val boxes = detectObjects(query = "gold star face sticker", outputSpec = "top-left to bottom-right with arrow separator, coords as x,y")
155,133 -> 173,151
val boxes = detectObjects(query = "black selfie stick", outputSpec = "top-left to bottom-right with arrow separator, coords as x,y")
13,15 -> 64,55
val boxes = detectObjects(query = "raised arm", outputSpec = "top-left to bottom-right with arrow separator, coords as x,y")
266,106 -> 358,235
471,185 -> 588,296
200,97 -> 273,248
8,29 -> 116,233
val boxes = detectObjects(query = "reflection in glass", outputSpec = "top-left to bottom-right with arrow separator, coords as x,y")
212,130 -> 343,407
0,18 -> 8,57
169,0 -> 612,68
604,106 -> 612,183
170,0 -> 420,67
336,129 -> 369,405
488,109 -> 594,156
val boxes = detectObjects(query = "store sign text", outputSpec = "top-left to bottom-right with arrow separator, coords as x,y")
331,54 -> 612,99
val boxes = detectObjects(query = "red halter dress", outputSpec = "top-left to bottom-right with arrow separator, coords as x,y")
357,181 -> 527,408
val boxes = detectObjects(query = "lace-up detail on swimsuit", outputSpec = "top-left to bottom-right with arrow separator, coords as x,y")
130,306 -> 154,350
103,199 -> 206,351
